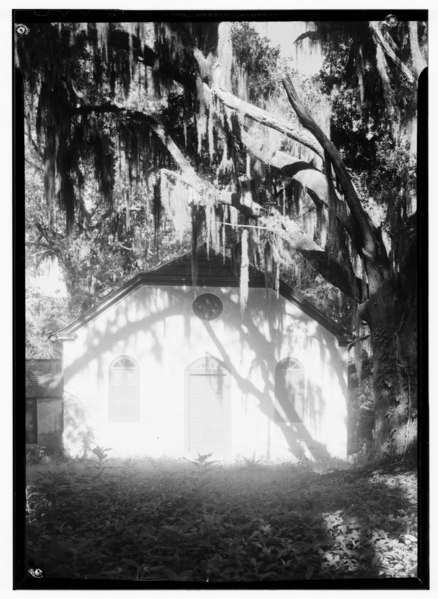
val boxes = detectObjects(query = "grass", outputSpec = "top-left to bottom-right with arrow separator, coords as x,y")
25,452 -> 418,582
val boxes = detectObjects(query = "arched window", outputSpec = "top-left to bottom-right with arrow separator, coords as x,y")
109,356 -> 139,422
275,357 -> 305,423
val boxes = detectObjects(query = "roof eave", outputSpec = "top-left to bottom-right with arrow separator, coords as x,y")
56,249 -> 353,343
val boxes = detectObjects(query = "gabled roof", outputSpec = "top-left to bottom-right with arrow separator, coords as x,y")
26,359 -> 63,399
56,248 -> 352,345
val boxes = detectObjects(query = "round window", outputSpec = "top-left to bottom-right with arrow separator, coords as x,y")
193,293 -> 223,321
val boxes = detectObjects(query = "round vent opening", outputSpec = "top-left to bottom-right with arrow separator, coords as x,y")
192,293 -> 223,321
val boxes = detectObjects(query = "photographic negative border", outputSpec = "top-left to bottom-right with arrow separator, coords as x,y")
13,8 -> 429,590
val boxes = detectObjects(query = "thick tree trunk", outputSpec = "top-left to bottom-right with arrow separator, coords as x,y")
361,277 -> 417,458
282,72 -> 419,459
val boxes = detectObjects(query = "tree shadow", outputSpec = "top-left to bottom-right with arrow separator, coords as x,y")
60,277 -> 348,462
202,318 -> 331,461
302,462 -> 418,580
24,457 -> 418,583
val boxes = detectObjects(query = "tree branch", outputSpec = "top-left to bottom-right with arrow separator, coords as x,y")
282,73 -> 390,282
408,21 -> 427,78
73,100 -> 357,298
74,25 -> 326,166
240,129 -> 315,175
211,85 -> 323,158
239,129 -> 354,233
161,169 -> 356,299
370,21 -> 415,84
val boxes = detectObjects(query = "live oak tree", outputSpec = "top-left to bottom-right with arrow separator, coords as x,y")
300,17 -> 426,456
16,17 -> 426,457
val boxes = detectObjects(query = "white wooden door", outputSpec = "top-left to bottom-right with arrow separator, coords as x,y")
188,370 -> 230,455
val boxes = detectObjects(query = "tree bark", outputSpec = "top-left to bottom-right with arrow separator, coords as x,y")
408,21 -> 427,78
211,85 -> 323,158
370,22 -> 415,84
283,74 -> 390,278
361,277 -> 417,458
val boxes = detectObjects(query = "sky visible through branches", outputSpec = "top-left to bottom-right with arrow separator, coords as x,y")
33,20 -> 322,299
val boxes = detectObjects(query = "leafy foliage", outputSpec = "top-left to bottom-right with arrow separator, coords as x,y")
230,23 -> 281,103
22,21 -> 353,348
25,288 -> 69,358
25,131 -> 191,346
26,457 -> 417,581
315,18 -> 421,276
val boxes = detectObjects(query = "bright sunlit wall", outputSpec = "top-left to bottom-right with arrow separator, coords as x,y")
62,284 -> 348,461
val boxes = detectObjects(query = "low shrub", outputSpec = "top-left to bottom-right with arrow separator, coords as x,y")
25,454 -> 417,582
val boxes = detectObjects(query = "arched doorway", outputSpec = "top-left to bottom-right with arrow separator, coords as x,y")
185,356 -> 231,456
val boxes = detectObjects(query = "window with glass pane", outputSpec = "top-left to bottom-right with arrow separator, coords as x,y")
109,356 -> 139,422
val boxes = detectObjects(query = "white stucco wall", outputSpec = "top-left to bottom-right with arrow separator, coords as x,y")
62,285 -> 348,461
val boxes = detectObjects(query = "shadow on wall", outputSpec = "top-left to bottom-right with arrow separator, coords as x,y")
62,286 -> 347,461
202,317 -> 332,462
63,391 -> 95,457
275,384 -> 329,460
